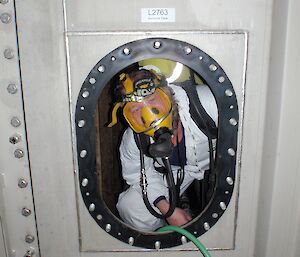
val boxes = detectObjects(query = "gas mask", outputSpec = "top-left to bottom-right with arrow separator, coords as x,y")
108,69 -> 174,157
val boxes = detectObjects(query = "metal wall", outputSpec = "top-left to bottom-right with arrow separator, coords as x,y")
0,0 -> 299,256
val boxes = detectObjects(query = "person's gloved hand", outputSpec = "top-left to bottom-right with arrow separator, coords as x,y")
165,207 -> 192,226
156,199 -> 192,226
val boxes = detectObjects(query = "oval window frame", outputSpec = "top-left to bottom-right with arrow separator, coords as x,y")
75,38 -> 239,249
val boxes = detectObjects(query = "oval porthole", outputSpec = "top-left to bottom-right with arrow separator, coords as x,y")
75,38 -> 239,249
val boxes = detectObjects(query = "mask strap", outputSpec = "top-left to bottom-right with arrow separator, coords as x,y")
107,102 -> 123,127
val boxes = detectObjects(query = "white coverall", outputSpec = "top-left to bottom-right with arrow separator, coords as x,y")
116,84 -> 218,231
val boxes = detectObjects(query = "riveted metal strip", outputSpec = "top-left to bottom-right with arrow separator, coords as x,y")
0,1 -> 39,256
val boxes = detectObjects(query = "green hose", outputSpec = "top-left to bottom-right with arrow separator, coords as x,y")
158,225 -> 211,257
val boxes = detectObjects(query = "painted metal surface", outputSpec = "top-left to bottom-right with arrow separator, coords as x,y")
74,37 -> 240,249
0,0 -> 297,257
67,32 -> 245,251
0,1 -> 39,257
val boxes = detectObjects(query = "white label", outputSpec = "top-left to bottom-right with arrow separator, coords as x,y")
141,8 -> 175,23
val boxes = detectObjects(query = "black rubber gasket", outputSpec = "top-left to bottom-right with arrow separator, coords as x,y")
75,38 -> 239,249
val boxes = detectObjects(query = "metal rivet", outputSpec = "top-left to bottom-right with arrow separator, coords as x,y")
18,178 -> 28,188
111,56 -> 116,61
199,56 -> 203,60
0,12 -> 12,24
98,65 -> 105,73
220,202 -> 227,210
212,213 -> 218,218
181,236 -> 187,244
209,64 -> 217,71
184,46 -> 192,55
226,177 -> 234,185
82,91 -> 89,98
77,120 -> 85,128
229,105 -> 234,109
128,237 -> 134,245
229,118 -> 237,126
4,48 -> 14,59
123,48 -> 131,55
228,148 -> 236,156
81,178 -> 88,187
80,150 -> 87,158
154,241 -> 161,249
118,232 -> 121,236
7,83 -> 18,94
25,235 -> 35,243
225,89 -> 233,97
89,203 -> 95,212
80,106 -> 85,110
22,208 -> 31,217
225,190 -> 229,195
153,41 -> 161,49
193,231 -> 198,235
204,222 -> 210,231
0,0 -> 9,4
105,224 -> 111,232
89,78 -> 96,84
85,192 -> 90,196
14,149 -> 24,158
9,134 -> 21,144
218,76 -> 225,83
96,214 -> 102,220
11,117 -> 21,127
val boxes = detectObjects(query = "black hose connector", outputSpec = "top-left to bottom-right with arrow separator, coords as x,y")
148,127 -> 173,158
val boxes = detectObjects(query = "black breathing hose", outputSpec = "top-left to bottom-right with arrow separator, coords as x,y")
137,133 -> 178,219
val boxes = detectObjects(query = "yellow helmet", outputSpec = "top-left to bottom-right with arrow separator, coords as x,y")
108,69 -> 173,137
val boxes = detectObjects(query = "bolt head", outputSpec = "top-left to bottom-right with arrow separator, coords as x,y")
18,178 -> 28,188
14,149 -> 24,158
4,48 -> 14,59
0,12 -> 12,24
9,134 -> 21,144
25,235 -> 35,243
22,208 -> 31,217
11,117 -> 21,127
7,84 -> 18,94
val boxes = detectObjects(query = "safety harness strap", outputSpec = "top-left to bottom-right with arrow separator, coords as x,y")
181,85 -> 218,139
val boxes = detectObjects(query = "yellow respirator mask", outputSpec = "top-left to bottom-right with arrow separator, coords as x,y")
108,71 -> 173,137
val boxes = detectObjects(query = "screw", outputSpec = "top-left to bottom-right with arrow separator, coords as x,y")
153,41 -> 161,49
25,235 -> 35,243
0,0 -> 9,4
14,149 -> 24,158
7,83 -> 18,94
204,222 -> 210,231
181,236 -> 187,244
184,46 -> 192,55
18,178 -> 28,188
4,48 -> 14,59
11,116 -> 21,127
226,176 -> 234,185
0,12 -> 12,24
9,134 -> 21,144
22,208 -> 32,217
154,241 -> 161,249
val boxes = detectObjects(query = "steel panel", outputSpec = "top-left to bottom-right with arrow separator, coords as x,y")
12,0 -> 284,256
67,32 -> 246,251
